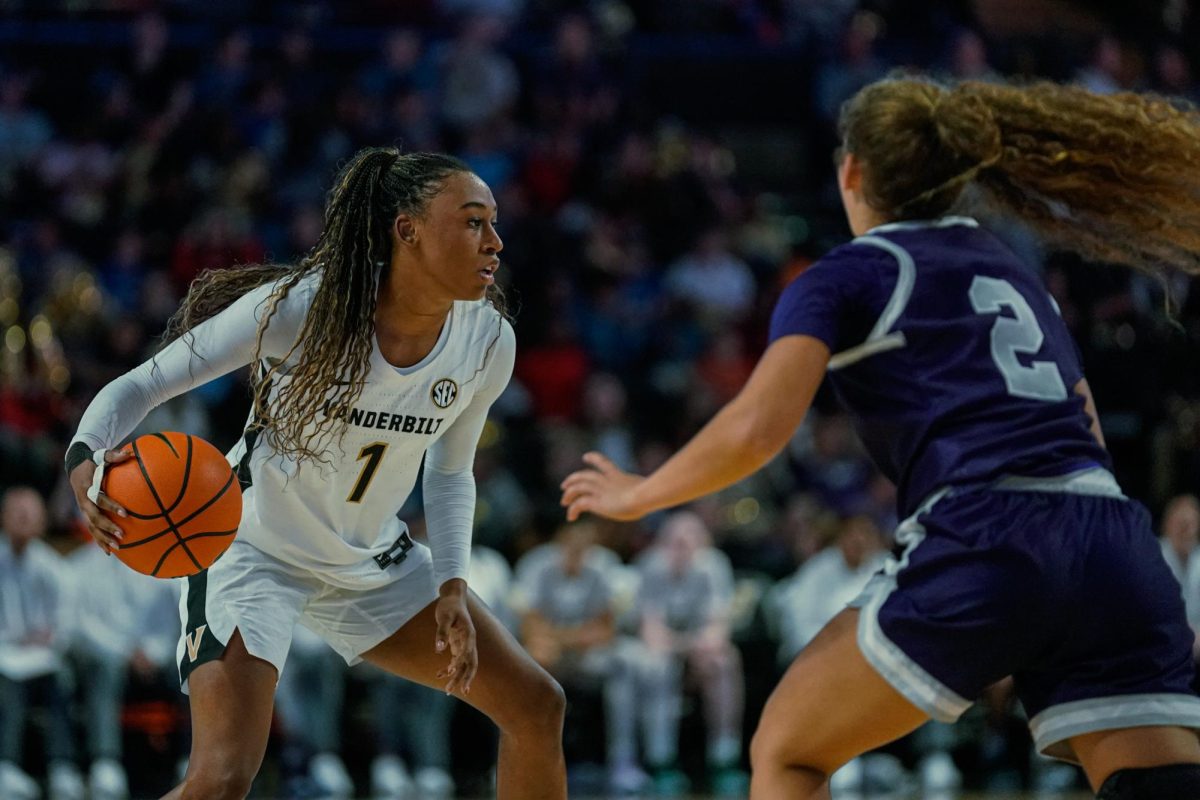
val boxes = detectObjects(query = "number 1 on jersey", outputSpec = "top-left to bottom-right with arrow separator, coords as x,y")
348,442 -> 388,503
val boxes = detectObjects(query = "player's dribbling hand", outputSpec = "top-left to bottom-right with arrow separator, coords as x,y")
559,452 -> 647,522
68,449 -> 133,554
434,582 -> 477,696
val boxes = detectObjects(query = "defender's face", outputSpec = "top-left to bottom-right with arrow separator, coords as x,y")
411,171 -> 503,301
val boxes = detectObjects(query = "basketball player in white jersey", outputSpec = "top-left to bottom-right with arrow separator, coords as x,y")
65,149 -> 567,800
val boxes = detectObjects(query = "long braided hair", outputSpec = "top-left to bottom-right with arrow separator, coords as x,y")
838,78 -> 1200,276
164,147 -> 505,464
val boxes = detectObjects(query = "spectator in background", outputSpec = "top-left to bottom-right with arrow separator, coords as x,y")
1160,494 -> 1200,631
694,330 -> 757,407
35,118 -> 119,243
0,72 -> 53,185
519,128 -> 583,213
275,626 -> 354,799
530,12 -> 618,133
67,540 -> 180,800
359,29 -> 425,100
946,29 -> 1002,83
269,26 -> 326,118
430,14 -> 520,135
769,514 -> 886,665
14,219 -> 82,313
472,439 -> 533,555
0,487 -> 82,800
97,231 -> 149,315
664,230 -> 757,325
515,315 -> 590,422
782,0 -> 860,49
437,0 -> 525,22
581,373 -> 636,471
460,124 -> 520,196
814,11 -> 887,124
193,28 -> 254,110
1154,44 -> 1200,103
387,87 -> 444,153
366,668 -> 458,799
0,348 -> 71,497
790,413 -> 875,514
121,11 -> 176,112
168,207 -> 266,293
519,521 -> 644,794
512,521 -> 623,603
574,224 -> 663,373
1076,35 -> 1124,95
630,511 -> 747,796
768,494 -> 837,579
467,544 -> 515,626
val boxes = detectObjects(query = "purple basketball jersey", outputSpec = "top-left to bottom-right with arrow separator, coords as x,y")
769,217 -> 1109,516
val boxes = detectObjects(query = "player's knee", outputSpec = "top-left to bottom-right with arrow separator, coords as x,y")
749,725 -> 826,780
1096,764 -> 1200,799
504,669 -> 565,739
749,727 -> 780,772
181,761 -> 257,800
533,671 -> 567,729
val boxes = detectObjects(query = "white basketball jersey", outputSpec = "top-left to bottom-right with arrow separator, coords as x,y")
72,273 -> 514,590
228,283 -> 510,587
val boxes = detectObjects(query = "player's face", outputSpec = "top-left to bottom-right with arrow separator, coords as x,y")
402,171 -> 503,301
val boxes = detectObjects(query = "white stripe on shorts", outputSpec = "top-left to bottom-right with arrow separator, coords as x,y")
851,487 -> 973,723
1030,693 -> 1200,763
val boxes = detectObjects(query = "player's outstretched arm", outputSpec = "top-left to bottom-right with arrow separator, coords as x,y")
70,281 -> 302,455
560,334 -> 829,521
66,279 -> 307,549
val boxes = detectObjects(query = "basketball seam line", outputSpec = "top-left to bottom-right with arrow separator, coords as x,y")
151,431 -> 180,459
171,434 -> 194,511
118,469 -> 238,549
122,435 -> 193,520
146,470 -> 238,576
131,437 -> 202,575
150,528 -> 239,576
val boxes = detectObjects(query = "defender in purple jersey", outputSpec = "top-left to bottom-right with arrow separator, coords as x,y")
562,77 -> 1200,799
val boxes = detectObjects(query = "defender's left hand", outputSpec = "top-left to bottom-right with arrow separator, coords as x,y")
559,452 -> 647,522
434,591 -> 477,696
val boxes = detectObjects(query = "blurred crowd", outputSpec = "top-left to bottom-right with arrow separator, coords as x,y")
2,0 -> 1200,798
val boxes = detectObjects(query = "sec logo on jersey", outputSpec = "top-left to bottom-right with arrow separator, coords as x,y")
431,379 -> 458,409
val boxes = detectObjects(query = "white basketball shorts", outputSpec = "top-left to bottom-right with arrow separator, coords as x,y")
174,534 -> 437,693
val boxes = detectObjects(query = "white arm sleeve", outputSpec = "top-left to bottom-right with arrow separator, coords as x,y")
71,279 -> 310,451
422,320 -> 516,590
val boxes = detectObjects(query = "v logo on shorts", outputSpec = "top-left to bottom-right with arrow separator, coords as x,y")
185,624 -> 208,663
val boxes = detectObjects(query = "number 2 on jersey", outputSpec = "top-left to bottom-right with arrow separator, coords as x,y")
969,276 -> 1067,402
348,442 -> 388,503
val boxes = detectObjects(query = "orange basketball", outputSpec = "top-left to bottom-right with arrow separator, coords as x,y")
101,431 -> 242,578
